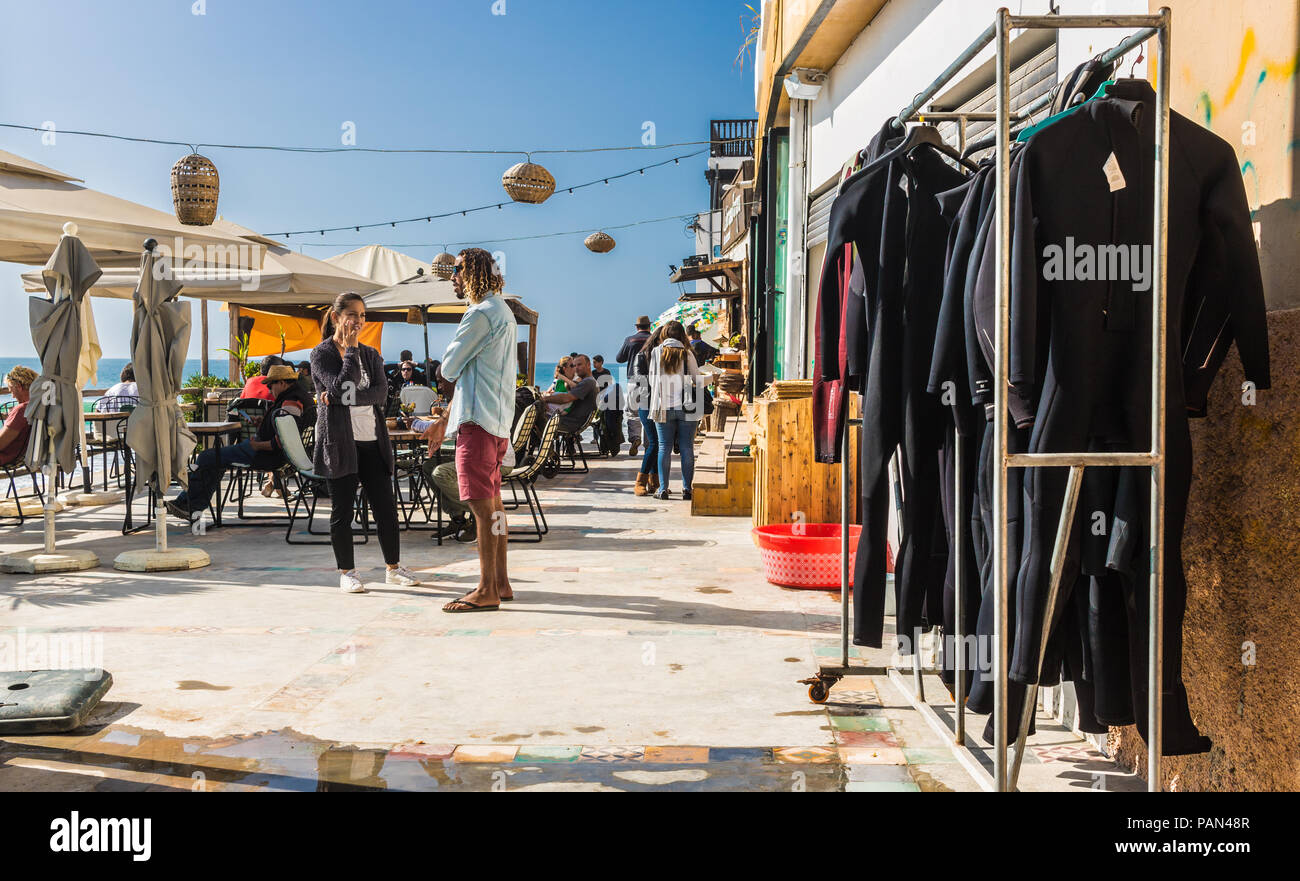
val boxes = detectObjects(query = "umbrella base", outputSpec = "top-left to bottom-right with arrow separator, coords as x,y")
57,490 -> 123,507
113,546 -> 210,572
0,547 -> 99,574
0,499 -> 64,517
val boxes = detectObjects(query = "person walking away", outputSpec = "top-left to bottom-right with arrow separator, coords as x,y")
311,292 -> 422,593
167,364 -> 311,519
615,315 -> 651,458
628,326 -> 666,495
430,248 -> 518,613
648,320 -> 704,500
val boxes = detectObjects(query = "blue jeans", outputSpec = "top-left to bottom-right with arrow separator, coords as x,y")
174,441 -> 259,511
654,409 -> 698,491
637,408 -> 658,475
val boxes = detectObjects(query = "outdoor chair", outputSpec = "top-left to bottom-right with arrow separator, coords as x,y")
214,400 -> 291,527
553,407 -> 597,475
398,385 -> 437,416
274,413 -> 368,546
0,403 -> 46,526
503,414 -> 561,543
85,394 -> 138,490
216,399 -> 282,523
503,404 -> 538,510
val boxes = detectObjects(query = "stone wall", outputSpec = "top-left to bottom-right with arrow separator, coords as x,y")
1114,308 -> 1300,791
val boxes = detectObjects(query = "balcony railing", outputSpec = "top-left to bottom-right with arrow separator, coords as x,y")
711,119 -> 756,158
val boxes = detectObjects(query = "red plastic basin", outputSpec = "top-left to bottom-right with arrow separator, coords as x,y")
752,523 -> 863,590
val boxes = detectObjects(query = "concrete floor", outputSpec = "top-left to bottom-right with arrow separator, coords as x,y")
0,448 -> 1140,792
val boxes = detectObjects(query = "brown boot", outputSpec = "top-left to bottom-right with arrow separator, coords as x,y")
647,473 -> 660,495
633,473 -> 649,496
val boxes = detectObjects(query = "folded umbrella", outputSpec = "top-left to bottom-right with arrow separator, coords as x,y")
25,234 -> 100,474
125,244 -> 196,496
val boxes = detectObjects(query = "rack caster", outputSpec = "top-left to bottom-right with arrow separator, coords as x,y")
799,673 -> 841,704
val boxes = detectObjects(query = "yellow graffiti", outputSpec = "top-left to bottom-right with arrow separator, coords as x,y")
1221,29 -> 1255,107
1220,29 -> 1296,111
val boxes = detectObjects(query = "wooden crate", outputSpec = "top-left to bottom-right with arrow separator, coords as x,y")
750,396 -> 858,529
691,454 -> 754,517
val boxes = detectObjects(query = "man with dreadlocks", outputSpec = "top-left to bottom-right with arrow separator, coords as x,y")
424,248 -> 518,612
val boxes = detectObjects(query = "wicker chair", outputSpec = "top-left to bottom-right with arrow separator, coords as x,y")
504,415 -> 561,542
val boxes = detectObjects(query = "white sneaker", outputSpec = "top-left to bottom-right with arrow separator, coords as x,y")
385,566 -> 423,586
339,570 -> 367,593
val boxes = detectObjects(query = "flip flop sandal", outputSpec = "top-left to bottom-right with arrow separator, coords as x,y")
500,596 -> 514,602
442,597 -> 500,613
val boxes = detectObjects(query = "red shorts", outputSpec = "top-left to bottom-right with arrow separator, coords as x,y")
455,422 -> 508,500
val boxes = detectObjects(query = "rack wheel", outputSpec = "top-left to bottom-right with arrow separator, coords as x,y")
808,681 -> 829,703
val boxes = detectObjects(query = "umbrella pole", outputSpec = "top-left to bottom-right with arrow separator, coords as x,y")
423,316 -> 431,380
155,478 -> 168,553
40,419 -> 56,554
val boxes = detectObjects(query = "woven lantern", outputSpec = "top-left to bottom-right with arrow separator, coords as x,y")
170,152 -> 220,225
502,158 -> 556,204
584,231 -> 616,253
431,251 -> 457,279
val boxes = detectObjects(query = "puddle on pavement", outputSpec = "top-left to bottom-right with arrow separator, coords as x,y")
909,768 -> 954,792
0,725 -> 854,791
175,681 -> 230,691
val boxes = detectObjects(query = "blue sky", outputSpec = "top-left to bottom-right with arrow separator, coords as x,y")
0,0 -> 756,362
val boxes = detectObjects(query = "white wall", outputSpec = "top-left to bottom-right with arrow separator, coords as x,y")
806,0 -> 1151,187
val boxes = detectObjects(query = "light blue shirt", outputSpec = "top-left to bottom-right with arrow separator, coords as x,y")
440,293 -> 517,440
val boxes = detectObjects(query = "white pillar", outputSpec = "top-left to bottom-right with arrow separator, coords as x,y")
785,93 -> 810,380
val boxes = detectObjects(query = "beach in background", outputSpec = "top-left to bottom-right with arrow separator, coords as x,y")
0,357 -> 622,401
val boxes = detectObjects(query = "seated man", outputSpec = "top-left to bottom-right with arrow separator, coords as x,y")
0,366 -> 36,467
239,355 -> 282,402
167,365 -> 310,521
540,353 -> 598,436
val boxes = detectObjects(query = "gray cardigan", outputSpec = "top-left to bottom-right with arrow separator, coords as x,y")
309,339 -> 393,479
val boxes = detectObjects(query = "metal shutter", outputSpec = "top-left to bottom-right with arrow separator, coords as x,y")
806,179 -> 838,248
937,40 -> 1058,153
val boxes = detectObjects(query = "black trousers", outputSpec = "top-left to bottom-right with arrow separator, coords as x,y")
327,441 -> 400,571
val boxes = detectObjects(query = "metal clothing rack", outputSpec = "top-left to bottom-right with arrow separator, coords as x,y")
803,9 -> 1171,794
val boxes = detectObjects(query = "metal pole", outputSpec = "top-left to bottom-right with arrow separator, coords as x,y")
890,452 -> 923,700
840,408 -> 851,668
1148,6 -> 1172,793
1009,464 -> 1085,790
954,116 -> 969,746
992,5 -> 1012,793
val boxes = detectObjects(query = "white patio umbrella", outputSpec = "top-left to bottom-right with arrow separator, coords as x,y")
0,149 -> 263,269
0,222 -> 101,573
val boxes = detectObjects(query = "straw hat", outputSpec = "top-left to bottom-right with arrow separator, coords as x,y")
266,365 -> 298,383
635,315 -> 651,329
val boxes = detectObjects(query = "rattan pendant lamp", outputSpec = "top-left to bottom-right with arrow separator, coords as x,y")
502,153 -> 555,204
584,231 -> 615,253
171,149 -> 220,226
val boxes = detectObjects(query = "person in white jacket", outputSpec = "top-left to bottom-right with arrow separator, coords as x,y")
646,320 -> 706,501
